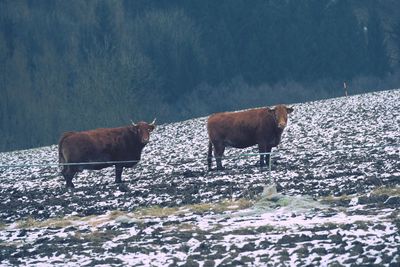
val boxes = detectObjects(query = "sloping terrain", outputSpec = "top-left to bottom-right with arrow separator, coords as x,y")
0,89 -> 399,266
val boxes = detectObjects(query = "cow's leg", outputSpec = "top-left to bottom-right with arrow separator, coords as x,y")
115,165 -> 123,183
213,143 -> 225,170
265,146 -> 272,167
207,141 -> 213,170
62,167 -> 75,188
258,144 -> 267,167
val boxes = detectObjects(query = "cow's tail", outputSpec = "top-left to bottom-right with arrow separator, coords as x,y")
207,141 -> 213,170
58,136 -> 67,165
58,132 -> 74,164
58,146 -> 65,164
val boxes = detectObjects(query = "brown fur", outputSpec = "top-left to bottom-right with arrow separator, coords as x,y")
58,122 -> 155,188
207,105 -> 293,170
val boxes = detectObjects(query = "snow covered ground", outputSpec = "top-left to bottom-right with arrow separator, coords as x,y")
0,89 -> 399,266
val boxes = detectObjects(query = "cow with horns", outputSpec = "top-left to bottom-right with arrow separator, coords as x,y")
207,105 -> 293,170
58,119 -> 156,188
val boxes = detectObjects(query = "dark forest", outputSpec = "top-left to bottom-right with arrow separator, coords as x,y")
1,0 -> 400,152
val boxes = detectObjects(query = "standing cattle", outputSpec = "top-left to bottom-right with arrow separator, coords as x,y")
207,105 -> 293,170
59,120 -> 156,188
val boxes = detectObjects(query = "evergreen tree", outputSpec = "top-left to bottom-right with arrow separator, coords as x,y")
365,8 -> 391,77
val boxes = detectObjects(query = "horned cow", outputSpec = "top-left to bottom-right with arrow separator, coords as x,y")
207,105 -> 293,170
58,120 -> 156,188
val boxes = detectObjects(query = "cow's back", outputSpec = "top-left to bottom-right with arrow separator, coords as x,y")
59,131 -> 104,163
59,127 -> 138,163
207,108 -> 268,148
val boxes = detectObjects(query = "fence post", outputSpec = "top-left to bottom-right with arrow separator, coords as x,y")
268,152 -> 272,182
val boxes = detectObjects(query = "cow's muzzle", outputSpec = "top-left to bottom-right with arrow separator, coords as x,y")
278,122 -> 286,129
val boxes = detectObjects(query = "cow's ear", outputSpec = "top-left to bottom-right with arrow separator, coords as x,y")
286,107 -> 294,114
149,124 -> 156,132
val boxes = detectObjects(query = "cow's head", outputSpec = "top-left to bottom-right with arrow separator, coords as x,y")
131,119 -> 156,144
272,105 -> 294,130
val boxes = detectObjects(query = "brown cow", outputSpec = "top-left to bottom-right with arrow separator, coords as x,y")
207,105 -> 293,170
58,120 -> 156,188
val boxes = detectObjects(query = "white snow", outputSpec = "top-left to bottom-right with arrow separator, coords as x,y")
0,89 -> 399,266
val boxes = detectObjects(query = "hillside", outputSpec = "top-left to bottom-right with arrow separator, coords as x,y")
2,0 -> 400,152
0,89 -> 399,266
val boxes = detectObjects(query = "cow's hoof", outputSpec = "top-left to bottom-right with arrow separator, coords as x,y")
208,166 -> 225,172
254,162 -> 266,168
118,183 -> 129,192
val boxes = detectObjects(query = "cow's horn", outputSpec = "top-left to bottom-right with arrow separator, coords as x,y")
150,118 -> 156,125
131,120 -> 137,126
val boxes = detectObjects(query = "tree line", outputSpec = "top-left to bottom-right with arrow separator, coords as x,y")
1,0 -> 400,152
